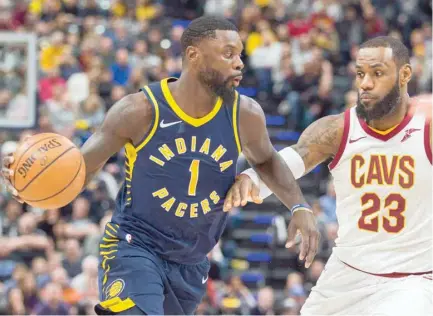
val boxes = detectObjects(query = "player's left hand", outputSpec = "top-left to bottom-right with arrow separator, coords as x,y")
285,209 -> 320,269
223,174 -> 263,211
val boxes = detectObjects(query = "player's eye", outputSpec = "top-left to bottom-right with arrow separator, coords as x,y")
224,51 -> 233,58
375,71 -> 383,77
356,72 -> 364,78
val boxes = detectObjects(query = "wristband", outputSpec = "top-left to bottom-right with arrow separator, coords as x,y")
290,203 -> 313,214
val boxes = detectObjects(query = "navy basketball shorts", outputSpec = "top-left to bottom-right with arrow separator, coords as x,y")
94,223 -> 210,315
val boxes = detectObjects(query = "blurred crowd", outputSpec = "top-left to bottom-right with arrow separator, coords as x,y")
0,0 -> 431,315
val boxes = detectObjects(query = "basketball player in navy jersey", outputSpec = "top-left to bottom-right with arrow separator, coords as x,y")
2,16 -> 318,315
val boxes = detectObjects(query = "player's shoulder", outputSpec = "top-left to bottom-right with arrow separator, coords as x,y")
304,112 -> 346,141
297,112 -> 345,155
103,92 -> 154,141
238,94 -> 263,115
313,112 -> 345,128
110,92 -> 153,120
237,94 -> 267,127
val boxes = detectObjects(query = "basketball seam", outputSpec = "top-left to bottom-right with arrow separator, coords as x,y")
17,146 -> 75,193
25,150 -> 84,203
13,135 -> 60,187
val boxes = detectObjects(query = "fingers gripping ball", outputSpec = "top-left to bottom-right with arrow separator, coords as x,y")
10,133 -> 86,209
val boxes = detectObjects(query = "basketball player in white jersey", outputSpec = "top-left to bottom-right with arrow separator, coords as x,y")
224,36 -> 433,315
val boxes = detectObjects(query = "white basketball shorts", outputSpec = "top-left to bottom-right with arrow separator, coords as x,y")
301,254 -> 433,316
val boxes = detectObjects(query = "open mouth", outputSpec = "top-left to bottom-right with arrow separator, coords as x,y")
232,76 -> 243,86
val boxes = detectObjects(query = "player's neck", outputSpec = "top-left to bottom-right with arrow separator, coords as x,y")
170,73 -> 219,118
367,93 -> 410,131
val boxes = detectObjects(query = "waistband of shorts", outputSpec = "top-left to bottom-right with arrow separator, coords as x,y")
341,260 -> 432,278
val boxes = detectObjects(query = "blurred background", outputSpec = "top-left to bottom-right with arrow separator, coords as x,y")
0,0 -> 431,315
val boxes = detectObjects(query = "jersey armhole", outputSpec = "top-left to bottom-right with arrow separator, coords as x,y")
232,91 -> 242,154
423,118 -> 432,164
133,85 -> 160,152
328,109 -> 351,170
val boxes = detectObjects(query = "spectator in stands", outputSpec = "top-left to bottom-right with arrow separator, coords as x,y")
38,67 -> 66,103
6,212 -> 52,266
219,276 -> 256,313
76,94 -> 106,130
303,259 -> 325,293
61,239 -> 82,279
39,31 -> 66,73
71,255 -> 99,305
250,286 -> 275,315
129,39 -> 161,71
3,263 -> 29,314
32,282 -> 70,315
9,270 -> 40,314
318,179 -> 337,223
58,46 -> 81,80
110,48 -> 131,86
83,212 -> 112,257
280,297 -> 299,315
344,90 -> 357,110
249,29 -> 282,100
45,83 -> 77,137
31,256 -> 50,289
284,272 -> 305,312
62,196 -> 99,241
50,266 -> 80,307
0,199 -> 23,237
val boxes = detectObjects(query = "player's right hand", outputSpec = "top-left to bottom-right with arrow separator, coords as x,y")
223,174 -> 263,211
1,154 -> 22,203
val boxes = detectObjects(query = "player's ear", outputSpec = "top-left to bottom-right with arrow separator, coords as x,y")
185,46 -> 200,64
399,64 -> 412,86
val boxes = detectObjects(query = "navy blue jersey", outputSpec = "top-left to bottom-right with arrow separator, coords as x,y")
112,78 -> 241,264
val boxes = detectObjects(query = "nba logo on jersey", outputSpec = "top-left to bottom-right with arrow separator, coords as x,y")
125,234 -> 132,243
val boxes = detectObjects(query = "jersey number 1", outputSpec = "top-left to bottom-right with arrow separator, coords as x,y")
188,160 -> 200,196
358,193 -> 406,233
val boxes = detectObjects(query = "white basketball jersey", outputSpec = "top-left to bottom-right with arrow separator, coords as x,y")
329,103 -> 432,274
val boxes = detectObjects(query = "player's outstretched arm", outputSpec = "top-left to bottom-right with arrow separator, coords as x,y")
225,96 -> 323,267
231,113 -> 344,201
2,92 -> 153,198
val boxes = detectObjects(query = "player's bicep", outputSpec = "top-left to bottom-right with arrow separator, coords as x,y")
81,93 -> 152,173
238,96 -> 274,166
291,114 -> 344,174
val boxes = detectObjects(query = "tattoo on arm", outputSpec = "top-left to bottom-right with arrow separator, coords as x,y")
292,114 -> 344,173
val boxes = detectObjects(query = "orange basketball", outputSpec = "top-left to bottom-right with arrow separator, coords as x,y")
10,133 -> 86,209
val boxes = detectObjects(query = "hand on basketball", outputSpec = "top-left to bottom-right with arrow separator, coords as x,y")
286,210 -> 320,269
223,174 -> 263,212
1,154 -> 22,202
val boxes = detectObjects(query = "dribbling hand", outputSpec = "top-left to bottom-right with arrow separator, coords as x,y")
223,174 -> 263,211
1,154 -> 23,203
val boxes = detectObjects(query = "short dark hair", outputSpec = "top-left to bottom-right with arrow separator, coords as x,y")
180,16 -> 238,54
359,36 -> 410,68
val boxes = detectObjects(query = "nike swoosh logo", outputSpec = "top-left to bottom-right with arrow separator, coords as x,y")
160,120 -> 182,128
202,275 -> 208,284
349,136 -> 367,144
